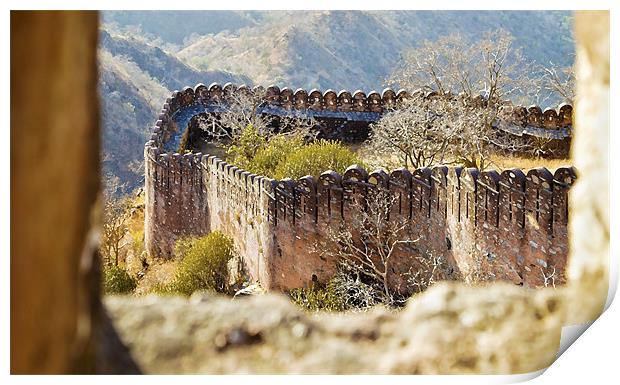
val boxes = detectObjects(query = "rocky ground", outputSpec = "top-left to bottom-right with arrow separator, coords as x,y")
104,281 -> 565,374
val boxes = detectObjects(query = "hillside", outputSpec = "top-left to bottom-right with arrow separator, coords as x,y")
176,10 -> 574,91
99,29 -> 249,194
102,11 -> 265,48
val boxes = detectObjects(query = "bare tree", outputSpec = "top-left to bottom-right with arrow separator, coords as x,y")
440,96 -> 535,170
403,253 -> 450,295
367,97 -> 454,169
526,134 -> 560,158
391,30 -> 536,103
314,186 -> 451,306
100,196 -> 131,267
539,265 -> 559,288
370,93 -> 532,170
376,29 -> 544,170
539,62 -> 575,105
194,87 -> 317,146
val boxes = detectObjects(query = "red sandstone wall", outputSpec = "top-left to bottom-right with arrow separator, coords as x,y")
144,85 -> 576,292
202,156 -> 275,287
145,149 -> 208,258
268,164 -> 576,290
145,154 -> 575,291
144,103 -> 277,286
161,83 -> 574,149
144,93 -> 210,258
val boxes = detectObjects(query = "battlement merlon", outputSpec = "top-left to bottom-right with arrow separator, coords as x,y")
144,82 -> 573,154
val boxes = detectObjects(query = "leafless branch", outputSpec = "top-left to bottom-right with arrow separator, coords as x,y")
100,196 -> 132,267
540,266 -> 557,288
539,62 -> 575,104
390,30 -> 539,104
194,88 -> 318,147
313,186 -> 452,307
370,93 -> 536,171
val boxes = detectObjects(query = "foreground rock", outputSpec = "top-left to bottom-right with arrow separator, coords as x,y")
104,282 -> 564,374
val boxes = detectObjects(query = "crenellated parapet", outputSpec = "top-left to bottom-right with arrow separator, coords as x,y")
165,83 -> 572,126
155,83 -> 573,152
266,163 -> 576,288
144,84 -> 576,292
267,164 -> 575,232
165,82 -> 410,114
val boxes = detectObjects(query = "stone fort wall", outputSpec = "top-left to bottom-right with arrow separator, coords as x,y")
144,83 -> 576,290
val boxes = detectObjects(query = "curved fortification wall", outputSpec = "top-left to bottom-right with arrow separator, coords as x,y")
144,83 -> 575,291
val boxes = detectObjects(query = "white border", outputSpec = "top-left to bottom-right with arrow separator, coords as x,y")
3,1 -> 617,383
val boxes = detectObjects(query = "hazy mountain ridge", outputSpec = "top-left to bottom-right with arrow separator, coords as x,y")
99,60 -> 153,194
102,11 -> 266,47
99,30 -> 247,91
176,10 -> 574,92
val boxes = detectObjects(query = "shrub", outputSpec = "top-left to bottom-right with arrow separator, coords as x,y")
130,228 -> 145,258
289,280 -> 344,312
168,231 -> 236,296
226,127 -> 362,180
250,134 -> 304,176
103,264 -> 137,295
226,124 -> 267,168
329,259 -> 390,310
289,260 -> 408,312
149,282 -> 175,296
274,140 -> 363,180
227,125 -> 305,177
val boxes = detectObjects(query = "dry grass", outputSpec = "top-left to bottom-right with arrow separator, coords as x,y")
201,139 -> 571,176
488,154 -> 572,173
348,142 -> 572,174
134,259 -> 179,296
348,143 -> 402,172
113,192 -> 179,295
126,192 -> 145,236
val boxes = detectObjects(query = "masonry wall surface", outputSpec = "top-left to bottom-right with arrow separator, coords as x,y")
268,164 -> 575,289
144,83 -> 576,291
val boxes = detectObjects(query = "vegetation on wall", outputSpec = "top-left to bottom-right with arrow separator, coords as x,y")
167,231 -> 237,296
221,124 -> 362,180
273,140 -> 363,180
289,187 -> 454,312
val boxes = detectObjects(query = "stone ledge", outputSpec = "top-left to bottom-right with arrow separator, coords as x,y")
104,282 -> 566,374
